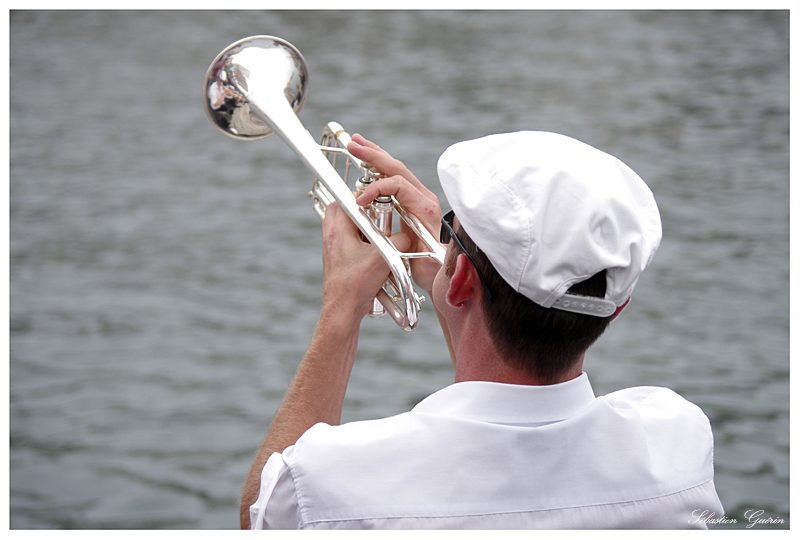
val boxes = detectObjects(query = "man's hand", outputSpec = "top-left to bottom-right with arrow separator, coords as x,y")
320,200 -> 413,321
347,134 -> 444,294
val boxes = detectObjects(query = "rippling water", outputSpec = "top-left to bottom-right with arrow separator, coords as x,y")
9,10 -> 789,529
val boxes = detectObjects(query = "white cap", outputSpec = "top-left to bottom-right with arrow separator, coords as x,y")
437,131 -> 662,317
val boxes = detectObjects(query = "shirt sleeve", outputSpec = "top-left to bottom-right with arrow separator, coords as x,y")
249,450 -> 303,529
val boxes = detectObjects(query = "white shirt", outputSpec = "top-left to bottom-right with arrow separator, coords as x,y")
250,373 -> 723,529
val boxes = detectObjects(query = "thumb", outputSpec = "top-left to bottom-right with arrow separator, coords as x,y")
388,232 -> 413,254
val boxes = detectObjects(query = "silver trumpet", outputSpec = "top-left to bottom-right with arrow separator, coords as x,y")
202,36 -> 445,331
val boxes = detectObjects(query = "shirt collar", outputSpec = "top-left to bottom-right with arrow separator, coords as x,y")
412,372 -> 596,425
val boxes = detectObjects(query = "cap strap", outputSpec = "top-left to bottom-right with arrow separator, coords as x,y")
552,293 -> 617,317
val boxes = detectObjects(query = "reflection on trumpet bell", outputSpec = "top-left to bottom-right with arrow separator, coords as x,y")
202,36 -> 444,330
204,36 -> 308,140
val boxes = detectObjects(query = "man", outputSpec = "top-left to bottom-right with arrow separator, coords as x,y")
241,131 -> 724,529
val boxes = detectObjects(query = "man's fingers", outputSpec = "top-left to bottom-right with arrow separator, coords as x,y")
389,232 -> 413,254
322,201 -> 359,235
320,201 -> 340,234
356,176 -> 442,228
347,136 -> 403,177
347,135 -> 436,200
351,133 -> 379,150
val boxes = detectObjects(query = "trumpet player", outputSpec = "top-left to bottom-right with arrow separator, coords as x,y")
241,131 -> 724,529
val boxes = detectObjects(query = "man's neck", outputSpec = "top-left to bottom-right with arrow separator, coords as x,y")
442,268 -> 584,386
451,311 -> 584,386
455,356 -> 584,386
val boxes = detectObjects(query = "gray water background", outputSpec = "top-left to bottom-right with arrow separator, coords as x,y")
9,10 -> 789,529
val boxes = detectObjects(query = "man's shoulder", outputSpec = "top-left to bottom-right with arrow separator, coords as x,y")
596,385 -> 714,461
601,385 -> 710,422
294,410 -> 435,452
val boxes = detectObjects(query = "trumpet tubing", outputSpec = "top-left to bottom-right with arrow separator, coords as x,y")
202,36 -> 444,331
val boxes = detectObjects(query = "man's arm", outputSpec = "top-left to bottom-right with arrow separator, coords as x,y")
239,307 -> 360,529
239,201 -> 411,529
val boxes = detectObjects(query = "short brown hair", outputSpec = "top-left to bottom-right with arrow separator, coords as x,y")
445,223 -> 612,384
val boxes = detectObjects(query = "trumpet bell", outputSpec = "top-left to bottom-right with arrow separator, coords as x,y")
203,36 -> 309,140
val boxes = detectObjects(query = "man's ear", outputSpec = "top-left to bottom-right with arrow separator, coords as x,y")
446,253 -> 478,308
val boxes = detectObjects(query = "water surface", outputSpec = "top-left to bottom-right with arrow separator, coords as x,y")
9,10 -> 789,529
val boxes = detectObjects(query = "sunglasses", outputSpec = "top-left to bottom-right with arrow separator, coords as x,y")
440,210 -> 494,302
